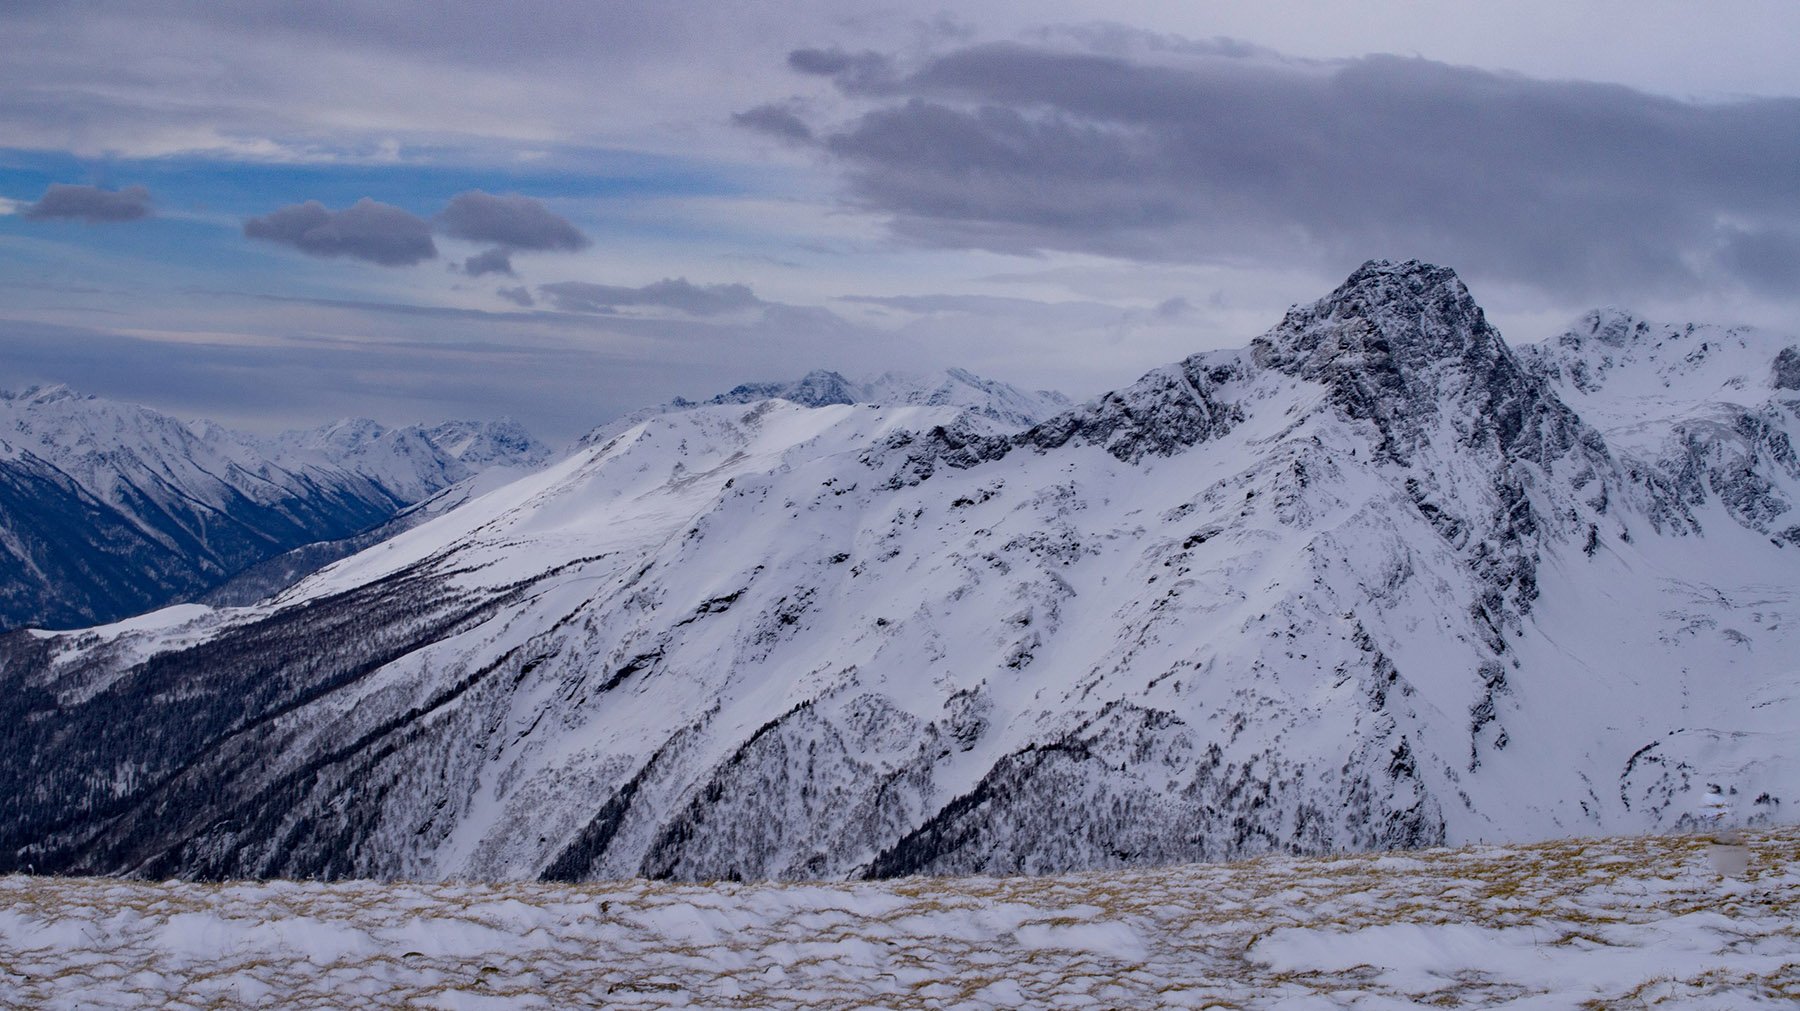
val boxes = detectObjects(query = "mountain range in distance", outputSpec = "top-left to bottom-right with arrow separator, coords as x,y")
0,386 -> 554,632
1,259 -> 1795,883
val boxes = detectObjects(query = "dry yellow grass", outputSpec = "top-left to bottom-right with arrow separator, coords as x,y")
0,825 -> 1795,1008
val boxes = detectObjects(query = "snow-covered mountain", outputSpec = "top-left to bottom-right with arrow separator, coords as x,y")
580,367 -> 1072,449
0,387 -> 550,630
2,260 -> 1795,884
1518,308 -> 1800,545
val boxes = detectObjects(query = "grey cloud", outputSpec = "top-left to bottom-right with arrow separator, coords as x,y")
1718,227 -> 1800,297
732,103 -> 814,143
787,48 -> 895,93
540,278 -> 762,316
837,291 -> 1151,330
839,293 -> 1058,314
437,190 -> 588,252
243,198 -> 437,266
801,41 -> 1800,301
24,183 -> 152,222
1154,296 -> 1193,319
496,285 -> 535,307
462,247 -> 516,277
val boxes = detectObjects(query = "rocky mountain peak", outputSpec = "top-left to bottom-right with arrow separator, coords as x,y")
701,370 -> 861,409
1255,259 -> 1499,377
1247,260 -> 1583,466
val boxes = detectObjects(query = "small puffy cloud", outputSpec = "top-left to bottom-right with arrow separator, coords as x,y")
462,247 -> 516,277
437,190 -> 588,252
786,48 -> 895,93
496,285 -> 534,307
244,198 -> 437,266
1154,296 -> 1192,319
540,277 -> 762,316
732,103 -> 814,143
24,183 -> 153,222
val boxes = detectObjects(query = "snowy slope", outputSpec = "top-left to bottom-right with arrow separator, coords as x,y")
580,367 -> 1071,449
2,261 -> 1795,884
1519,308 -> 1800,543
0,387 -> 550,630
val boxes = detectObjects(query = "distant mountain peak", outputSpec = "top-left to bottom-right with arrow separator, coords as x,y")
1565,307 -> 1655,348
0,386 -> 549,630
12,383 -> 87,406
581,367 -> 1071,450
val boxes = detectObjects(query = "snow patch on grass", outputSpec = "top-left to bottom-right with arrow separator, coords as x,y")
3,825 -> 1797,1008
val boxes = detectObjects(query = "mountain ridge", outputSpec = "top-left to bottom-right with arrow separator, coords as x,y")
3,260 -> 1794,883
0,387 -> 551,630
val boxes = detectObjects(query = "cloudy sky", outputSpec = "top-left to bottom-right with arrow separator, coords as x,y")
4,2 -> 1798,440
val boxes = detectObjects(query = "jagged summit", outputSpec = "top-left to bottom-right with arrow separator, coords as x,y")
698,369 -> 863,409
1243,259 -> 1588,465
1254,259 -> 1503,378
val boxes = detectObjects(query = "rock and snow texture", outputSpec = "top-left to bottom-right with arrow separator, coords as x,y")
579,366 -> 1072,448
0,387 -> 550,630
2,826 -> 1796,1008
1518,308 -> 1800,544
2,260 -> 1796,884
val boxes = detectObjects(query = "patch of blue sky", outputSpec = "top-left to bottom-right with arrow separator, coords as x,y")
0,145 -> 761,219
0,144 -> 802,307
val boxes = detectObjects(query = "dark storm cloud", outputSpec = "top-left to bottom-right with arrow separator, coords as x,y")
23,183 -> 153,222
1718,227 -> 1800,296
437,191 -> 589,252
788,42 -> 1800,300
539,278 -> 763,316
243,198 -> 437,266
732,103 -> 815,143
462,247 -> 516,277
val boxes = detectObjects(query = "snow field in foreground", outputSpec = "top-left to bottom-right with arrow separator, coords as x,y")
2,825 -> 1796,1009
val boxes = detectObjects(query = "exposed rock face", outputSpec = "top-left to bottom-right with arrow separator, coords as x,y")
1255,261 -> 1596,468
1520,307 -> 1800,540
1774,347 -> 1800,391
4,261 -> 1796,884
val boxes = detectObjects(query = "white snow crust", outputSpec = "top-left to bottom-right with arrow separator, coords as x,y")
2,825 -> 1795,1008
